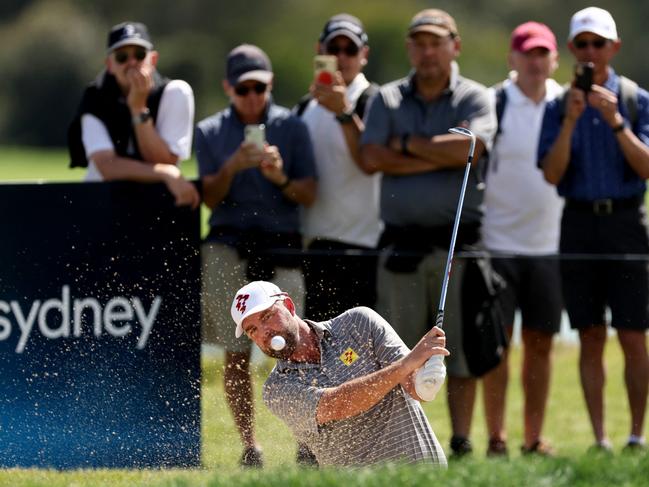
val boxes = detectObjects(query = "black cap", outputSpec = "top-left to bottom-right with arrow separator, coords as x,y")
319,13 -> 368,47
107,22 -> 153,52
226,44 -> 273,86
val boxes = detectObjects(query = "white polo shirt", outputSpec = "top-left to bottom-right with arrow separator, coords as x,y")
81,79 -> 194,181
481,76 -> 564,255
300,73 -> 383,248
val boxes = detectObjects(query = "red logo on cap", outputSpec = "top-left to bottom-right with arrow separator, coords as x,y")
235,294 -> 250,314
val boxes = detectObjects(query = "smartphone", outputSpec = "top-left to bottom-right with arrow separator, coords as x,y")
313,55 -> 337,85
574,62 -> 594,92
244,124 -> 266,150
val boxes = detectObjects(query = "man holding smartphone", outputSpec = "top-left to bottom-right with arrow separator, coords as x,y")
297,14 -> 383,321
539,7 -> 649,452
195,44 -> 317,467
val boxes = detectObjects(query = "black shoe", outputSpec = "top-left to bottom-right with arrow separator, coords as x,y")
240,446 -> 264,468
487,438 -> 508,458
623,440 -> 646,453
296,443 -> 318,467
450,435 -> 473,458
521,440 -> 555,457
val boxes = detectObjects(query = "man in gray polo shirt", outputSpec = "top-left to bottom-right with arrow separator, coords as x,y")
360,9 -> 496,456
231,280 -> 448,467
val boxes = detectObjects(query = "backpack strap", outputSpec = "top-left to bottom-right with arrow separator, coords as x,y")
619,76 -> 638,127
293,93 -> 312,117
493,82 -> 507,136
354,82 -> 379,118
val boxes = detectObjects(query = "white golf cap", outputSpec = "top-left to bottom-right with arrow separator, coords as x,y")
568,7 -> 618,41
231,281 -> 288,338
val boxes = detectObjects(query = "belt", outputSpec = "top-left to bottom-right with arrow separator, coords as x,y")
565,196 -> 644,215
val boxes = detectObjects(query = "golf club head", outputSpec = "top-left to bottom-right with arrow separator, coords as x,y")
448,127 -> 476,162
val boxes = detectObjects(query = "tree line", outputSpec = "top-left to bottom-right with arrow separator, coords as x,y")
0,0 -> 646,147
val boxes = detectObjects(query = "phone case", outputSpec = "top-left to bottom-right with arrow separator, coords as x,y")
244,124 -> 266,149
314,55 -> 337,84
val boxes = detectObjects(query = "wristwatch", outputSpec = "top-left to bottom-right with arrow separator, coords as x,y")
335,108 -> 355,124
132,108 -> 152,125
612,121 -> 626,133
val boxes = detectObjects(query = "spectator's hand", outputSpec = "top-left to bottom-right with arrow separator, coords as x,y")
158,164 -> 200,209
388,136 -> 402,153
414,355 -> 446,401
259,145 -> 287,185
311,72 -> 350,116
588,85 -> 621,127
126,64 -> 154,113
230,142 -> 264,172
565,87 -> 587,123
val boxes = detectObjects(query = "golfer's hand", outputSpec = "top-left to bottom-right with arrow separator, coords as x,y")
406,326 -> 449,371
414,355 -> 446,401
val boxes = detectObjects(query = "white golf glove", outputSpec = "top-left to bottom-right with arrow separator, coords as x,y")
414,355 -> 446,402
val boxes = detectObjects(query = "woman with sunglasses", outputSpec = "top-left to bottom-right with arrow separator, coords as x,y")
539,7 -> 649,453
68,21 -> 198,209
195,43 -> 317,468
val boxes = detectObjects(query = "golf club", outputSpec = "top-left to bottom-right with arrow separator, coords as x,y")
419,127 -> 477,390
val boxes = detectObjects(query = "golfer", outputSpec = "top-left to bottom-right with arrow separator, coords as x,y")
231,280 -> 448,467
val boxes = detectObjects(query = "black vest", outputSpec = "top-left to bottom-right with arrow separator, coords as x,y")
67,70 -> 169,168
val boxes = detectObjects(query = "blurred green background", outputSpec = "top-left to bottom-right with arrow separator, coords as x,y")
0,0 -> 647,149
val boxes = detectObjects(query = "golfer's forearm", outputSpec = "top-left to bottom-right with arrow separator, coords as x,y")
316,359 -> 410,425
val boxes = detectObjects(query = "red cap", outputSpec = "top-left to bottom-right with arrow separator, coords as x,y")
510,21 -> 557,53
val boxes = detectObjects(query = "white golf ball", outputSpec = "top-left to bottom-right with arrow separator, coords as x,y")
270,335 -> 286,351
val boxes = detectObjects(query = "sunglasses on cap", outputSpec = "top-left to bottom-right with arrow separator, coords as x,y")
574,38 -> 608,49
114,47 -> 148,64
234,82 -> 268,96
326,43 -> 360,57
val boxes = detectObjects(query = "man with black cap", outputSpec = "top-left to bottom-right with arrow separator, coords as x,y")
539,7 -> 649,452
195,44 -> 317,467
68,21 -> 198,208
297,14 -> 382,321
360,8 -> 496,457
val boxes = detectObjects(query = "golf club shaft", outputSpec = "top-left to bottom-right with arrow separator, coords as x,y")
436,128 -> 476,329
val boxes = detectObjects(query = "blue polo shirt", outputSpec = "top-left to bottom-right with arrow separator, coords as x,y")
361,63 -> 496,227
537,69 -> 649,200
195,102 -> 316,235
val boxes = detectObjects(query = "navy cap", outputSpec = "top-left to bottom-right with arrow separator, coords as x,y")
107,22 -> 153,52
226,44 -> 273,86
319,13 -> 368,47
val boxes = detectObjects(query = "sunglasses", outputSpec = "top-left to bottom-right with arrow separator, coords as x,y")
326,43 -> 360,57
114,48 -> 148,64
234,82 -> 267,96
574,38 -> 608,50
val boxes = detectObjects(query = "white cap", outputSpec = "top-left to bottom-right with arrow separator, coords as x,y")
569,7 -> 618,41
231,281 -> 287,338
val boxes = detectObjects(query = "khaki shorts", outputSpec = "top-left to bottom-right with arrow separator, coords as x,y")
201,242 -> 305,353
376,248 -> 471,378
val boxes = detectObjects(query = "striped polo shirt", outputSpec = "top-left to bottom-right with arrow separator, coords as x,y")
262,307 -> 447,467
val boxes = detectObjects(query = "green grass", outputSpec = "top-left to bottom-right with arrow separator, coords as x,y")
0,343 -> 646,486
1,147 -> 647,484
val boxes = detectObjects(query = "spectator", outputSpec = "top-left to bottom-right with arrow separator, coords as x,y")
195,44 -> 317,467
68,21 -> 198,208
361,8 -> 496,457
231,280 -> 448,467
480,21 -> 564,457
539,6 -> 649,451
297,13 -> 382,319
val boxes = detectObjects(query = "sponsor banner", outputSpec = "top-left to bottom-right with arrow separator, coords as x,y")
0,181 -> 201,468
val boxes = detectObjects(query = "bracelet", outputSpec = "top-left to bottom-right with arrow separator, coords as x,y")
400,133 -> 410,155
612,121 -> 626,133
277,178 -> 291,190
